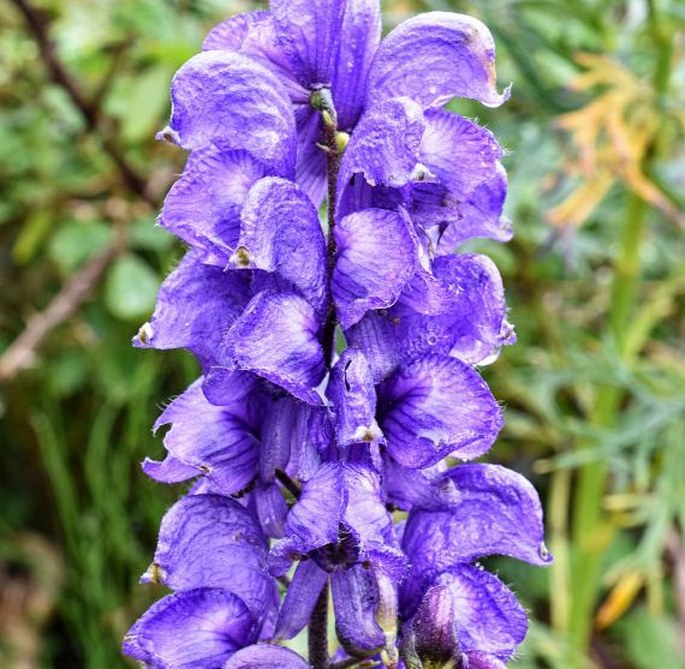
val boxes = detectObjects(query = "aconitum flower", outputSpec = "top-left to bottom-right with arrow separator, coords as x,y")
125,2 -> 551,668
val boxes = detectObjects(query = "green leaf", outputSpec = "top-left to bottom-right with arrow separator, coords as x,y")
48,221 -> 112,274
104,253 -> 159,321
614,607 -> 682,669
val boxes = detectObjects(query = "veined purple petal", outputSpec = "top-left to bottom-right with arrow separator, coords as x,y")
204,11 -> 309,105
403,464 -> 552,567
333,0 -> 382,129
345,311 -> 403,383
410,583 -> 461,667
442,566 -> 527,660
203,11 -> 270,52
222,291 -> 325,404
123,588 -> 258,669
235,177 -> 327,315
141,494 -> 272,618
274,560 -> 327,640
327,350 -> 382,446
331,565 -> 385,656
467,653 -> 509,669
368,12 -> 509,109
433,164 -> 513,250
333,208 -> 418,329
161,51 -> 296,175
148,379 -> 260,495
223,644 -> 310,669
252,483 -> 289,539
270,0 -> 346,86
338,97 -> 424,202
295,108 -> 328,207
411,110 -> 506,242
133,251 -> 251,370
159,147 -> 270,265
141,454 -> 199,484
378,355 -> 503,468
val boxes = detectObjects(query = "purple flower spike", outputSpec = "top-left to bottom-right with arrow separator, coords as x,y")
131,3 -> 548,666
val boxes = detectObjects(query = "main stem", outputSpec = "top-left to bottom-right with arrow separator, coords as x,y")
308,96 -> 343,669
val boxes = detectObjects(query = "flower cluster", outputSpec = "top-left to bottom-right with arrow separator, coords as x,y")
124,2 -> 551,668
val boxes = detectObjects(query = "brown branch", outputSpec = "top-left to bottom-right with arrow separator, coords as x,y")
0,243 -> 122,382
10,0 -> 156,206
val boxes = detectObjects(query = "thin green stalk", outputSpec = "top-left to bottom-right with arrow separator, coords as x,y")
568,193 -> 648,664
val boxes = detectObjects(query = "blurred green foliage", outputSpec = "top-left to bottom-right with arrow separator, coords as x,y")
0,0 -> 683,667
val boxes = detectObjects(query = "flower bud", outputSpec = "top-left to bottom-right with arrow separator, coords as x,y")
411,584 -> 463,669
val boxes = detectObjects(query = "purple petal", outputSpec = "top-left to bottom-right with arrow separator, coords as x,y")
378,355 -> 503,468
331,565 -> 385,656
270,0 -> 346,86
141,454 -> 198,484
123,588 -> 258,669
467,653 -> 509,669
159,148 -> 270,265
411,111 -> 506,242
223,644 -> 310,669
333,0 -> 382,129
203,11 -> 271,52
442,566 -> 528,660
327,349 -> 382,446
252,483 -> 289,539
338,97 -> 424,202
368,12 -> 509,109
149,379 -> 259,495
274,560 -> 327,639
333,208 -> 419,329
433,164 -> 512,250
161,51 -> 296,175
133,251 -> 251,370
142,494 -> 272,618
295,109 -> 328,207
388,254 -> 515,366
403,464 -> 552,568
222,290 -> 325,404
345,311 -> 403,383
234,177 -> 327,315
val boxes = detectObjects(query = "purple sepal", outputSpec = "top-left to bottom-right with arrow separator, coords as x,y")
122,588 -> 258,669
269,463 -> 401,576
223,644 -> 310,669
270,0 -> 346,87
159,148 -> 270,265
332,564 -> 385,657
141,494 -> 272,618
161,50 -> 296,175
338,97 -> 424,202
327,350 -> 382,447
467,652 -> 510,669
368,12 -> 509,109
253,483 -> 289,539
148,379 -> 259,495
402,464 -> 553,570
234,177 -> 327,316
133,251 -> 251,370
333,0 -> 382,130
378,355 -> 503,468
221,290 -> 325,405
333,208 -> 419,329
274,560 -> 327,640
440,566 -> 527,660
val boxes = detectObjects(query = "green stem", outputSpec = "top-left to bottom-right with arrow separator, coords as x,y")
568,193 -> 648,665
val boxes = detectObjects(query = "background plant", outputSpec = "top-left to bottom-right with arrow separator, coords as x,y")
0,0 -> 683,667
